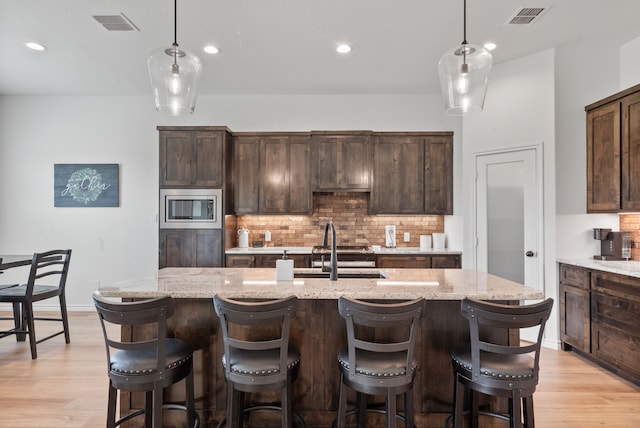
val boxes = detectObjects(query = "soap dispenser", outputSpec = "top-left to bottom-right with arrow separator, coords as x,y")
276,250 -> 294,281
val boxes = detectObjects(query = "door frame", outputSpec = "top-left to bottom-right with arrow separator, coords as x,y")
473,143 -> 545,292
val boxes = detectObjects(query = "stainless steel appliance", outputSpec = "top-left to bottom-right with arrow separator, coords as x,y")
311,245 -> 376,268
160,188 -> 222,229
593,228 -> 630,260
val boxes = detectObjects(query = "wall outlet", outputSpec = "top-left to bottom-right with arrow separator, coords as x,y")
404,232 -> 410,242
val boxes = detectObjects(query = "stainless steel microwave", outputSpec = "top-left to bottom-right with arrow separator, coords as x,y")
160,189 -> 222,229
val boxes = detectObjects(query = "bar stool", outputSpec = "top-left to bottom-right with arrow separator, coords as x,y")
213,295 -> 304,428
93,293 -> 199,428
450,298 -> 554,428
335,296 -> 425,428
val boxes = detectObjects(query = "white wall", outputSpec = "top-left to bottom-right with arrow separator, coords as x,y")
462,49 -> 557,345
0,93 -> 454,309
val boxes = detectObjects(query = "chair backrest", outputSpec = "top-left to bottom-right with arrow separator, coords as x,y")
25,249 -> 72,296
460,298 -> 554,387
213,295 -> 298,386
93,293 -> 176,385
338,296 -> 425,385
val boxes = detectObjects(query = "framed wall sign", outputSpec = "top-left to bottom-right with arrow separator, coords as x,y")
54,164 -> 119,207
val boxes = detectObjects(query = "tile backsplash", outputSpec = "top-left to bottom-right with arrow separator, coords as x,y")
620,214 -> 640,260
228,192 -> 444,248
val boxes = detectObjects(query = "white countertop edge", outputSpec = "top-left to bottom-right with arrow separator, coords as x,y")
557,258 -> 640,278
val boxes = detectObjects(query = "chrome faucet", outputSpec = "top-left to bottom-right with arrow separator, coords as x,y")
321,221 -> 338,281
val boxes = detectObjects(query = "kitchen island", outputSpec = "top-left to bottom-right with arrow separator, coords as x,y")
98,268 -> 543,427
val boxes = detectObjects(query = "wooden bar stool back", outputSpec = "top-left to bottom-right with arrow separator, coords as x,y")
335,296 -> 425,428
451,298 -> 554,428
93,293 -> 198,428
213,295 -> 303,428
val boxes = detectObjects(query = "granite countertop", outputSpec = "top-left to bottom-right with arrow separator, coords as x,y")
96,268 -> 542,301
558,258 -> 640,279
226,246 -> 462,255
226,246 -> 313,255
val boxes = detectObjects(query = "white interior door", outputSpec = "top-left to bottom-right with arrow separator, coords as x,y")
475,146 -> 543,296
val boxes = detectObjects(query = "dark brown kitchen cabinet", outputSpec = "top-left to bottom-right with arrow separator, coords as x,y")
159,127 -> 231,188
312,132 -> 371,191
586,84 -> 640,212
371,132 -> 453,214
159,229 -> 223,268
226,254 -> 311,268
424,135 -> 453,214
591,270 -> 640,383
559,263 -> 591,352
233,135 -> 260,214
558,262 -> 640,387
234,133 -> 311,214
376,254 -> 460,269
260,135 -> 311,214
372,135 -> 425,214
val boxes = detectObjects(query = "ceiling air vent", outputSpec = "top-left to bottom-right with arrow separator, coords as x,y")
505,7 -> 548,25
93,14 -> 140,31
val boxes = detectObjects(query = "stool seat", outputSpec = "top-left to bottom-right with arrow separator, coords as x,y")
338,348 -> 417,378
223,347 -> 300,376
111,338 -> 193,377
451,345 -> 535,381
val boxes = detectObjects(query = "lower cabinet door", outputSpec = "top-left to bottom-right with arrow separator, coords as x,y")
560,284 -> 590,352
591,321 -> 640,383
160,229 -> 223,268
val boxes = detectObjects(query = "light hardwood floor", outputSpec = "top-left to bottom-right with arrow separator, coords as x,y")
1,311 -> 639,427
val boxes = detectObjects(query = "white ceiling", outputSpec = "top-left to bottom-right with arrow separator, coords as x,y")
2,0 -> 640,96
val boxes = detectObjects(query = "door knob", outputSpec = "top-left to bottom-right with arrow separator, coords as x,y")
525,251 -> 535,257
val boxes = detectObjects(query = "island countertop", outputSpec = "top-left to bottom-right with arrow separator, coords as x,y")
97,267 -> 543,300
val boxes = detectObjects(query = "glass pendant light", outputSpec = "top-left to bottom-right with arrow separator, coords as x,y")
148,0 -> 202,116
438,0 -> 492,115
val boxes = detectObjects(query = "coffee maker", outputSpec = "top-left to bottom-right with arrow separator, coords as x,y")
593,228 -> 631,260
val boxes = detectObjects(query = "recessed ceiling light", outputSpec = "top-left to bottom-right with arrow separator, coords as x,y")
336,44 -> 352,54
203,45 -> 219,54
484,42 -> 497,51
26,42 -> 46,51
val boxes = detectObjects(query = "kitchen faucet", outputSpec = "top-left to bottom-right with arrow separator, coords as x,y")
321,221 -> 338,281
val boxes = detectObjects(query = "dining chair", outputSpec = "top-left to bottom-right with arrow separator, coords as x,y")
450,298 -> 554,428
213,294 -> 304,428
0,249 -> 72,359
93,293 -> 199,428
335,296 -> 425,428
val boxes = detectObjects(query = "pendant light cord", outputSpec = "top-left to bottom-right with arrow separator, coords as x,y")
462,0 -> 467,45
173,0 -> 178,47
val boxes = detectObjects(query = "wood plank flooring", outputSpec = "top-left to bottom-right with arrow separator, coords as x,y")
1,311 -> 639,427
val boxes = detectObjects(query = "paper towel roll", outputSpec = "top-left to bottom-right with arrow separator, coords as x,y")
433,233 -> 446,249
420,235 -> 431,251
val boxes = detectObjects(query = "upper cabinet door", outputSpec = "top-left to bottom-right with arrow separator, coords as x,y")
159,130 -> 226,187
260,136 -> 288,213
312,133 -> 371,191
193,132 -> 225,187
622,91 -> 640,210
586,102 -> 620,212
160,131 -> 193,186
234,136 -> 261,214
424,135 -> 453,214
371,135 -> 425,214
287,136 -> 312,213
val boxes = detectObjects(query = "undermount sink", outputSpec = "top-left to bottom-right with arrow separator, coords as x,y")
294,271 -> 388,279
